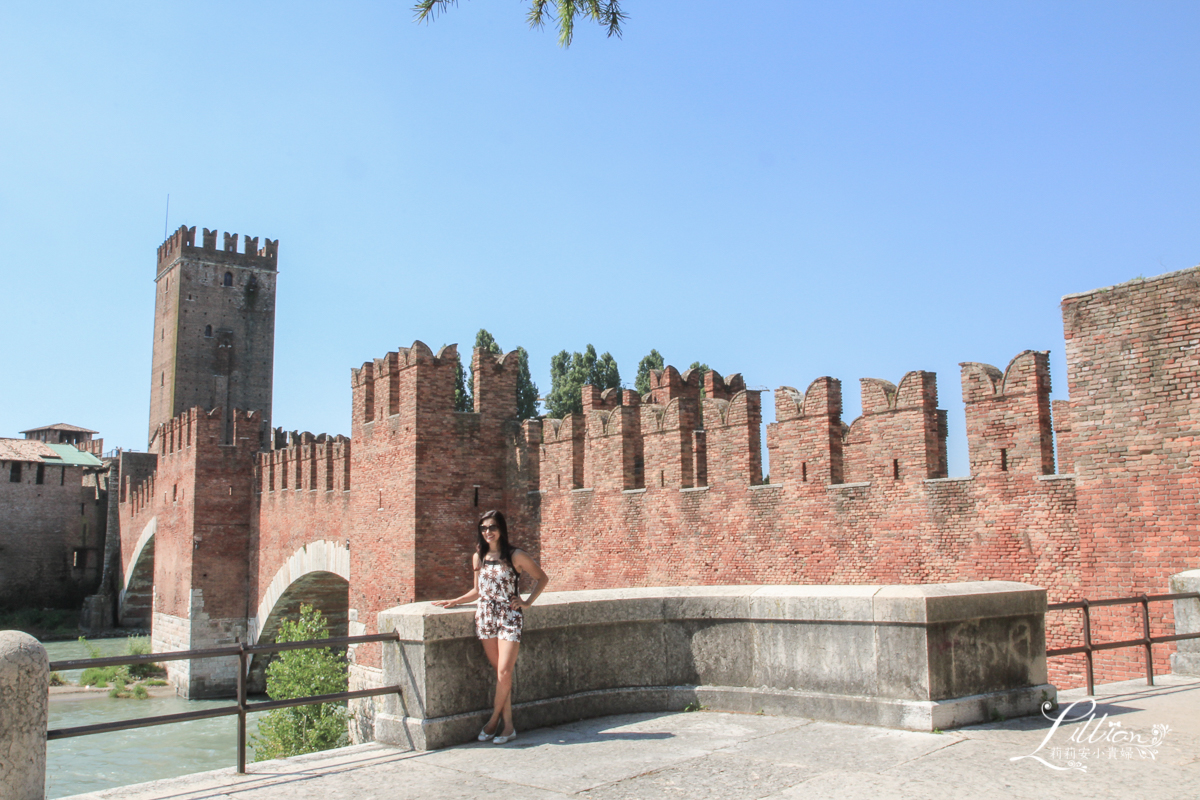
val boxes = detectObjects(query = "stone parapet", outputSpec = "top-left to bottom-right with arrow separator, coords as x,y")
1170,569 -> 1200,677
374,582 -> 1053,750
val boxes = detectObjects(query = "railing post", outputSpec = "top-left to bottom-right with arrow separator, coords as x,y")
237,643 -> 247,774
1140,593 -> 1154,686
0,631 -> 48,800
1082,599 -> 1094,696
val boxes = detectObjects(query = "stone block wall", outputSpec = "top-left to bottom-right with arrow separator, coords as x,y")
375,583 -> 1052,749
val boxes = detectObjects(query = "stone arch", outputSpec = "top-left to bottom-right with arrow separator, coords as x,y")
248,541 -> 350,692
118,516 -> 156,628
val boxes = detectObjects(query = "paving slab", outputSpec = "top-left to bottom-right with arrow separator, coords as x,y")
61,675 -> 1200,800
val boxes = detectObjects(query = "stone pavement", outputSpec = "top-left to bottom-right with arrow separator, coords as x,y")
63,675 -> 1200,800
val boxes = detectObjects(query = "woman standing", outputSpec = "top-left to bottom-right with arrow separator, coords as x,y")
433,510 -> 548,744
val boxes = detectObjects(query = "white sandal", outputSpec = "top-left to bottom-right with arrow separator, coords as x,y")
477,725 -> 496,742
492,729 -> 518,744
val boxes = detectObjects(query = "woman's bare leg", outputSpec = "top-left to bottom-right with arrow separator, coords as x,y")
480,638 -> 501,735
494,640 -> 520,736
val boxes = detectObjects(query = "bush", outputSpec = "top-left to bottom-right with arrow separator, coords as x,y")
79,667 -> 114,687
250,605 -> 349,762
49,672 -> 66,686
125,636 -> 163,679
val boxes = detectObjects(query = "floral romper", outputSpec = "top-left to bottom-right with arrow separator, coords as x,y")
476,557 -> 523,642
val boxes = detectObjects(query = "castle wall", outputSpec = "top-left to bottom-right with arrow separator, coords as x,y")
252,432 -> 352,633
119,407 -> 260,697
0,458 -> 103,609
117,230 -> 1200,697
532,351 -> 1090,683
1060,268 -> 1200,682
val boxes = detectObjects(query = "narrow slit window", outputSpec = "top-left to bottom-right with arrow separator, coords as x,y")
892,459 -> 900,480
473,486 -> 480,507
9,463 -> 20,483
1000,448 -> 1009,472
801,462 -> 808,482
35,463 -> 44,485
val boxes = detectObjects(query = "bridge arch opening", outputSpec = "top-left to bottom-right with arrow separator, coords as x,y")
119,517 -> 156,629
248,541 -> 351,692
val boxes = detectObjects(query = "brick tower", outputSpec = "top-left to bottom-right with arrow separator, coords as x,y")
148,226 -> 278,446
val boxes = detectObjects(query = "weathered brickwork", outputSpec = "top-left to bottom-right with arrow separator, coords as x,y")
1057,269 -> 1200,682
0,457 -> 105,609
118,407 -> 260,696
115,224 -> 1200,698
149,226 -> 277,446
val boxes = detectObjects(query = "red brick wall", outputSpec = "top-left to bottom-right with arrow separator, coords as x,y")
123,267 -> 1200,692
1059,269 -> 1200,682
253,433 -> 352,620
0,460 -> 99,609
119,408 -> 259,622
149,226 -> 278,446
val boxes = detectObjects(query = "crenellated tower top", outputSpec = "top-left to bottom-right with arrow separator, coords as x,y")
157,225 -> 278,276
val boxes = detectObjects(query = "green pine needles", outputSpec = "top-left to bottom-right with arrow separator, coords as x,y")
251,605 -> 349,762
413,0 -> 626,48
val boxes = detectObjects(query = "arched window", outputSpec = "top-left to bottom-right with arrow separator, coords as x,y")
205,325 -> 213,338
223,272 -> 233,287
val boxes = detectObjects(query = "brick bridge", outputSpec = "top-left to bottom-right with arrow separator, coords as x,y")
115,242 -> 1200,740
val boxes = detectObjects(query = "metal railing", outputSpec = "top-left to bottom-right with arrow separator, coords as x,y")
1046,592 -> 1200,696
48,632 -> 401,773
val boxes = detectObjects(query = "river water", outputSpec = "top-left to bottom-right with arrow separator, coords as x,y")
44,638 -> 264,799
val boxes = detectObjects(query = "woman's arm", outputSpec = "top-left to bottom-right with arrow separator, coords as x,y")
510,549 -> 549,610
432,553 -> 482,608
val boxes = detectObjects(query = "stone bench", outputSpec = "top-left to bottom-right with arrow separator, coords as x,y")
375,582 -> 1054,750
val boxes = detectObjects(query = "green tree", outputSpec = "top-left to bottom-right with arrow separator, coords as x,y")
634,349 -> 665,395
689,361 -> 710,398
545,345 -> 620,418
449,346 -> 472,412
474,328 -> 501,356
251,605 -> 349,762
515,346 -> 540,420
413,0 -> 626,48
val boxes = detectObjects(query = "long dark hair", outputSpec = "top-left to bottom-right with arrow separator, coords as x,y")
475,510 -> 516,566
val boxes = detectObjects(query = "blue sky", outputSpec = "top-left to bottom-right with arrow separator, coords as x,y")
2,2 -> 1198,476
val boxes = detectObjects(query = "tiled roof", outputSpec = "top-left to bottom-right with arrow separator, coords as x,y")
0,439 -> 60,463
19,423 -> 99,434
